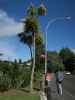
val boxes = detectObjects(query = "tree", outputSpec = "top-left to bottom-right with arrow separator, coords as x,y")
18,32 -> 33,62
47,51 -> 64,72
18,2 -> 46,92
59,48 -> 75,73
19,59 -> 22,64
35,33 -> 45,71
27,3 -> 46,92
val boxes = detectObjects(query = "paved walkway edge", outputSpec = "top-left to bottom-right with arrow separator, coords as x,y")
40,91 -> 47,100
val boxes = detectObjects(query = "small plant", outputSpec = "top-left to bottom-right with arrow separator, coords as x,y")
27,4 -> 37,16
38,4 -> 46,16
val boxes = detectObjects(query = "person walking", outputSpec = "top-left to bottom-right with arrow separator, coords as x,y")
55,69 -> 64,96
45,70 -> 53,100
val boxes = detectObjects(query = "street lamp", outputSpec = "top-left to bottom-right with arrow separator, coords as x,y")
45,16 -> 71,74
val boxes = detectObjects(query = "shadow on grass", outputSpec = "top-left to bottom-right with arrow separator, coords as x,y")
33,88 -> 40,91
18,88 -> 30,93
18,87 -> 40,94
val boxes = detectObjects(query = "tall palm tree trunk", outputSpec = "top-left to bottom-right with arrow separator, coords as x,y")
30,34 -> 35,92
28,45 -> 32,62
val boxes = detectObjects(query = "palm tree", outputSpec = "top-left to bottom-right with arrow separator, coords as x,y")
18,32 -> 33,61
18,1 -> 46,92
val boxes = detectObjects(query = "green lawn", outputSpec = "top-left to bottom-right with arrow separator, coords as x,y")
0,89 -> 40,100
0,95 -> 40,100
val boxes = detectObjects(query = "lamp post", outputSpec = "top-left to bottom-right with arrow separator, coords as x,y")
45,16 -> 71,74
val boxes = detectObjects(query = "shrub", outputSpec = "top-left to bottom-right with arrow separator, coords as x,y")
0,72 -> 11,92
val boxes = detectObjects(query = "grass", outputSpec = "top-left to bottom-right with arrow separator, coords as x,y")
0,89 -> 40,100
0,95 -> 40,100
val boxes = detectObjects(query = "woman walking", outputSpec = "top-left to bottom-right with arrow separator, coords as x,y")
55,69 -> 64,96
45,70 -> 53,100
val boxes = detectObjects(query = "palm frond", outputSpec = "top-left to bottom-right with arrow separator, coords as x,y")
18,32 -> 33,45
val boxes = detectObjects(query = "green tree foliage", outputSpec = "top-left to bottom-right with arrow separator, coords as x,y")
0,61 -> 10,75
38,4 -> 46,16
18,2 -> 46,92
35,33 -> 45,72
27,4 -> 37,16
25,16 -> 39,33
59,48 -> 75,73
18,32 -> 33,61
19,59 -> 22,64
47,51 -> 64,72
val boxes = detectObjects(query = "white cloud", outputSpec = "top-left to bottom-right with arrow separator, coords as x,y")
0,9 -> 24,37
0,10 -> 23,60
0,41 -> 17,60
71,48 -> 75,54
0,10 -> 29,61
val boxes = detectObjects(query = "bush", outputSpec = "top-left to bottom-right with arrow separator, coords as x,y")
21,70 -> 31,88
0,61 -> 31,91
0,72 -> 11,92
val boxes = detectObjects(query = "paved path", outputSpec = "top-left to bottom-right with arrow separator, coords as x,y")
40,73 -> 59,100
50,73 -> 75,100
40,91 -> 47,100
40,73 -> 75,100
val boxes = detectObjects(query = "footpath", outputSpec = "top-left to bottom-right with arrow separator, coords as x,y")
40,73 -> 59,100
40,73 -> 75,100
